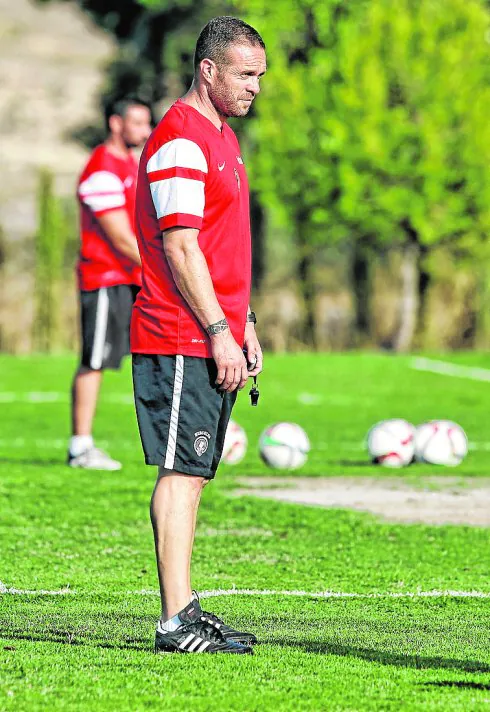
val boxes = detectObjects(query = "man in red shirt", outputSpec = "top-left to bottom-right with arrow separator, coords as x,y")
68,97 -> 152,470
132,17 -> 265,654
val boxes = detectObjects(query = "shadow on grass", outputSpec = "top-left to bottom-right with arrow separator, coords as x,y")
3,625 -> 490,673
333,460 -> 374,468
2,630 -> 149,652
422,681 -> 490,690
0,613 -> 153,652
0,457 -> 64,466
421,680 -> 490,690
268,638 -> 490,673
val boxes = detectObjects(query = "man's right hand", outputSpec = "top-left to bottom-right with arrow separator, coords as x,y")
210,329 -> 249,393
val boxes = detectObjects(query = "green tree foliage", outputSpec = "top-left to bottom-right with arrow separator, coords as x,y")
37,0 -> 490,348
240,0 -> 490,348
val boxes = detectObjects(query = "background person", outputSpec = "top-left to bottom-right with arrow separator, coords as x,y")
68,97 -> 152,471
132,16 -> 265,654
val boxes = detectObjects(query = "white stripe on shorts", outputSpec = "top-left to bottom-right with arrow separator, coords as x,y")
90,288 -> 109,370
164,355 -> 184,470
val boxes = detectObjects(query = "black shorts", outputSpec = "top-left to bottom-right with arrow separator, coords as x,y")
80,285 -> 139,371
132,354 -> 237,479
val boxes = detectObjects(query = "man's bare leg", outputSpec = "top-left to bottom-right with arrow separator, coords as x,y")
71,366 -> 103,436
68,366 -> 122,470
150,470 -> 208,621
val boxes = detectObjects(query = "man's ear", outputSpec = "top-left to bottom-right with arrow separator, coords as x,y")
200,58 -> 216,84
108,114 -> 123,135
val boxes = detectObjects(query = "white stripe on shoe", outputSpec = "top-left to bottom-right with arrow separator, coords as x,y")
187,636 -> 203,652
164,355 -> 184,470
197,640 -> 210,652
90,288 -> 109,370
179,633 -> 195,650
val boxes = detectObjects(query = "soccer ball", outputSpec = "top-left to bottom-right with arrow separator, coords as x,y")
414,420 -> 468,466
367,419 -> 416,468
259,422 -> 310,470
221,419 -> 247,465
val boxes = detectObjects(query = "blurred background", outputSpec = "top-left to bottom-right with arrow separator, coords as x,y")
1,0 -> 489,356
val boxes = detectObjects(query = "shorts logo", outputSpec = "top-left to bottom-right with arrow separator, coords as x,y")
234,167 -> 240,191
194,430 -> 211,457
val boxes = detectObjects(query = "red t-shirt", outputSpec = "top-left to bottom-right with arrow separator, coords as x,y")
131,100 -> 251,357
77,144 -> 142,291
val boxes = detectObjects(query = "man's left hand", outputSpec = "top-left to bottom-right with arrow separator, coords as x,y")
243,323 -> 263,377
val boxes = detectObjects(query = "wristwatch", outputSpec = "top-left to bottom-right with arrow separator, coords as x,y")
247,311 -> 257,324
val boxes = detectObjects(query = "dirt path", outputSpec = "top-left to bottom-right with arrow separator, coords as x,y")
234,476 -> 490,527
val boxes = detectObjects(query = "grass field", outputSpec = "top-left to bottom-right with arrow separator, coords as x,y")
1,352 -> 490,710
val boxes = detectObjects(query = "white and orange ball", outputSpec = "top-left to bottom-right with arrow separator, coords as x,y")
221,419 -> 248,465
259,422 -> 310,470
414,420 -> 468,466
367,419 -> 416,468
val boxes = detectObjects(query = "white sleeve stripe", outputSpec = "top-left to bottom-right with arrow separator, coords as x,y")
79,190 -> 123,197
81,194 -> 126,212
150,176 -> 205,220
146,138 -> 208,174
79,170 -> 125,195
79,171 -> 126,211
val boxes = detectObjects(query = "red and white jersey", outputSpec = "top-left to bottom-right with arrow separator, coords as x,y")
131,100 -> 252,357
77,144 -> 141,291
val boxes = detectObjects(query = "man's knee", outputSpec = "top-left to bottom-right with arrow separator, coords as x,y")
76,364 -> 103,377
156,468 -> 210,490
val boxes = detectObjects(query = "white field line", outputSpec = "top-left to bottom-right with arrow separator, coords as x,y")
411,357 -> 490,383
0,392 -> 133,404
0,582 -> 75,595
2,583 -> 490,599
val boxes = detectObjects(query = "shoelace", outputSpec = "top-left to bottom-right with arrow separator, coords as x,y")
201,611 -> 226,629
180,617 -> 224,643
191,591 -> 226,629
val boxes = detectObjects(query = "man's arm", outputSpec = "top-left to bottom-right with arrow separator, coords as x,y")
97,209 -> 141,266
163,227 -> 248,393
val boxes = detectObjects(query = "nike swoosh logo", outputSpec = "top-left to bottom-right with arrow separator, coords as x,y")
218,162 -> 225,171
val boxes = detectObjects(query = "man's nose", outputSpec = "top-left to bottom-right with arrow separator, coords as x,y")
246,77 -> 261,95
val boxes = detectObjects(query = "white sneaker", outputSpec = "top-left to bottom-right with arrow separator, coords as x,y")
67,446 -> 122,471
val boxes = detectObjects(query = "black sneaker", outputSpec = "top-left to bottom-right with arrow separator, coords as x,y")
193,592 -> 258,645
154,599 -> 252,655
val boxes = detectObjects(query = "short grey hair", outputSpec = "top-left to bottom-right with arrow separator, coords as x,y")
194,16 -> 265,72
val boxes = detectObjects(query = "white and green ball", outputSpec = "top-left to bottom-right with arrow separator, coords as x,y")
259,422 -> 310,470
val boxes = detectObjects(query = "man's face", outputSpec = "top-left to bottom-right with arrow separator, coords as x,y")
119,105 -> 152,148
208,44 -> 267,119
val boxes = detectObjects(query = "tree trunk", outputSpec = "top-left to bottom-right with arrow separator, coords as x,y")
475,259 -> 490,349
298,250 -> 316,348
250,192 -> 265,292
393,241 -> 420,352
296,214 -> 317,348
416,252 -> 431,346
351,240 -> 372,345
